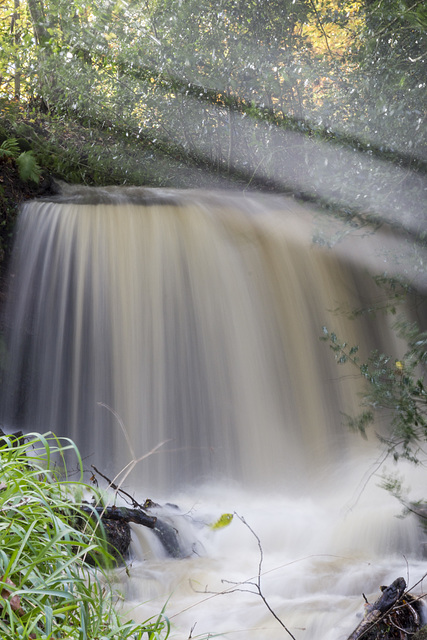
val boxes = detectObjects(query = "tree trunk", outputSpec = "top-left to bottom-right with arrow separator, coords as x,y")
26,0 -> 49,46
12,0 -> 21,99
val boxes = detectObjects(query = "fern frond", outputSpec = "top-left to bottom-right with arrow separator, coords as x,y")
17,151 -> 42,183
0,137 -> 20,159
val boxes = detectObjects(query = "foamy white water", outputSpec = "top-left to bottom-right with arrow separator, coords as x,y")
121,462 -> 426,639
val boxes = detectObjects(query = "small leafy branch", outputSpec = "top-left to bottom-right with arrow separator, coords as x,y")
332,275 -> 416,321
320,321 -> 427,463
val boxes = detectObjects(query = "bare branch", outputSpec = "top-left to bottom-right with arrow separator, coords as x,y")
235,514 -> 296,639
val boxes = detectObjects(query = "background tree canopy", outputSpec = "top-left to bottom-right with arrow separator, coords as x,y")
0,0 -> 425,198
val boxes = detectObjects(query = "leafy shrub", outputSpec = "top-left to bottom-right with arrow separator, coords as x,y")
320,321 -> 427,463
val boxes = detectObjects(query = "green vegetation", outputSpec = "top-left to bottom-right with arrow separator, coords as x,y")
321,319 -> 427,464
0,138 -> 41,183
0,431 -> 171,640
0,0 -> 424,185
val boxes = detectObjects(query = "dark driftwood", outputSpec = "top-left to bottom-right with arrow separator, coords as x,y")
81,504 -> 183,559
81,505 -> 157,528
346,577 -> 423,640
152,518 -> 183,558
89,466 -> 186,559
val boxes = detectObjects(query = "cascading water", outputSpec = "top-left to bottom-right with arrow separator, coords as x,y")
0,185 -> 426,638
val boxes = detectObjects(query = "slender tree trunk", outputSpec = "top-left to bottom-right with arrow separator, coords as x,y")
12,0 -> 21,99
27,0 -> 48,46
227,91 -> 234,174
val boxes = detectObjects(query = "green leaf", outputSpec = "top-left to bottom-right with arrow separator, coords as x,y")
0,138 -> 20,159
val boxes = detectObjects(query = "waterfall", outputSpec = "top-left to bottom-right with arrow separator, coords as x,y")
0,185 -> 425,638
0,186 -> 398,488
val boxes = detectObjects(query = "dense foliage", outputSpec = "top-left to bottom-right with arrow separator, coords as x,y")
0,0 -> 425,193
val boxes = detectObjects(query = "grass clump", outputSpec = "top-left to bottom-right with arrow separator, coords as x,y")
0,431 -> 170,639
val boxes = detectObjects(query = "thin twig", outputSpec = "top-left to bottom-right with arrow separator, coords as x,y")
91,464 -> 144,509
79,405 -> 168,557
234,514 -> 297,640
97,402 -> 135,459
186,514 -> 298,638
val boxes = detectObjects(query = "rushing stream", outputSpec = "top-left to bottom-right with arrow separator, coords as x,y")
0,186 -> 426,638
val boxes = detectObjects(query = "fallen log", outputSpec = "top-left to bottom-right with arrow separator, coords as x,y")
81,503 -> 184,560
347,577 -> 423,640
81,505 -> 157,528
87,467 -> 187,559
152,517 -> 183,558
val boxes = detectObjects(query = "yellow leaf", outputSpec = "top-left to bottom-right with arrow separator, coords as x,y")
210,513 -> 233,530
